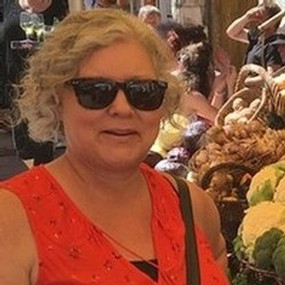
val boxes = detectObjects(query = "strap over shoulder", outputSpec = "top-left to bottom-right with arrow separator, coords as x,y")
168,175 -> 201,285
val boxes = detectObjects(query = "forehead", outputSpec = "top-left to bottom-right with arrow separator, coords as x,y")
77,39 -> 156,78
147,12 -> 161,17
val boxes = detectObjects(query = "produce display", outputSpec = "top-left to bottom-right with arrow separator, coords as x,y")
233,161 -> 285,284
271,71 -> 285,118
246,161 -> 285,206
190,120 -> 285,200
187,65 -> 285,284
273,72 -> 285,90
224,98 -> 261,126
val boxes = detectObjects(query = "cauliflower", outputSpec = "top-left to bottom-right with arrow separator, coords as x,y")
274,175 -> 285,203
238,201 -> 285,260
252,228 -> 284,270
272,236 -> 285,282
246,161 -> 285,206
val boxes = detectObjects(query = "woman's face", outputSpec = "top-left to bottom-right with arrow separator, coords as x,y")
60,39 -> 164,170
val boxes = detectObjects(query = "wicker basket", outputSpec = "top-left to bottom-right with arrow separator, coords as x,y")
215,64 -> 276,127
199,162 -> 255,191
235,64 -> 268,92
271,66 -> 285,118
198,162 -> 255,251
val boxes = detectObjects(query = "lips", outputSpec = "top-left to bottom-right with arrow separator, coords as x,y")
103,129 -> 137,136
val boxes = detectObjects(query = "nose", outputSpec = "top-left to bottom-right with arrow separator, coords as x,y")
108,89 -> 134,115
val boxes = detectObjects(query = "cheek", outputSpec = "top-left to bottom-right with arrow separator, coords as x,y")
143,110 -> 164,136
60,94 -> 95,135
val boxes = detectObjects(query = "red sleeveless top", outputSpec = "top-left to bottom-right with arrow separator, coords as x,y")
1,164 -> 229,285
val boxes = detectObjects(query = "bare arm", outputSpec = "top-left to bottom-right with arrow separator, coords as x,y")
164,174 -> 228,274
18,0 -> 52,13
213,47 -> 237,99
187,182 -> 228,273
179,90 -> 218,123
226,6 -> 266,44
226,14 -> 250,43
0,190 -> 37,285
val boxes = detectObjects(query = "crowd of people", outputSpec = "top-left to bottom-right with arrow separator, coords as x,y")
0,1 -> 285,284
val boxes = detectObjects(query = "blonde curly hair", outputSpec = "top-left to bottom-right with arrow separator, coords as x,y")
16,9 -> 182,142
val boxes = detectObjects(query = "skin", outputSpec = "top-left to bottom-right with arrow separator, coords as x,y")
18,0 -> 52,13
226,5 -> 269,44
0,39 -> 228,284
142,13 -> 161,28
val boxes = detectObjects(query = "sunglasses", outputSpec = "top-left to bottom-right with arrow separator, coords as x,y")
66,78 -> 168,111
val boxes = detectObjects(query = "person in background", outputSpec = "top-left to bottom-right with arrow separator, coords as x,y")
18,0 -> 68,26
157,20 -> 236,112
138,4 -> 161,28
0,9 -> 229,285
3,0 -> 68,165
155,19 -> 207,56
92,0 -> 120,9
148,21 -> 236,165
150,41 -> 235,167
0,110 -> 29,180
226,3 -> 283,73
271,33 -> 285,66
84,0 -> 96,9
177,42 -> 227,123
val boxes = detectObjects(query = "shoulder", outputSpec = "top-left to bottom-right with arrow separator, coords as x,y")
185,181 -> 228,271
147,170 -> 223,246
164,175 -> 228,268
185,181 -> 221,239
0,189 -> 31,234
0,189 -> 37,284
161,173 -> 221,237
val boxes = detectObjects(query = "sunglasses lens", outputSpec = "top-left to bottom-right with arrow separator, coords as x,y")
68,79 -> 167,111
71,79 -> 116,109
127,80 -> 167,110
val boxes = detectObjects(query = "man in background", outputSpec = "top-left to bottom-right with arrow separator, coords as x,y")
3,0 -> 68,166
138,5 -> 161,28
226,3 -> 283,72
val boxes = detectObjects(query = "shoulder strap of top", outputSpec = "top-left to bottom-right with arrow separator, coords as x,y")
171,175 -> 201,285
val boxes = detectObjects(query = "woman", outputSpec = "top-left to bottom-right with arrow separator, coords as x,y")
178,42 -> 234,123
150,41 -> 234,164
0,9 -> 229,284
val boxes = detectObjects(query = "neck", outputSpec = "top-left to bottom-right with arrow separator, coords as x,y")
50,153 -> 145,199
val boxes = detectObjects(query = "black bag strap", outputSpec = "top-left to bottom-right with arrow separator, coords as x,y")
172,176 -> 201,285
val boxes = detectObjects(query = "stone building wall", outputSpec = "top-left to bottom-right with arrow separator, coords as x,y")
170,0 -> 205,25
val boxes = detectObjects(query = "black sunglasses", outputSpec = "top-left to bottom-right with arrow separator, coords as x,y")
66,78 -> 168,111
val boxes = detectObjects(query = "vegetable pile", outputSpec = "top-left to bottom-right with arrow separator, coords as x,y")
234,161 -> 285,282
190,121 -> 285,200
